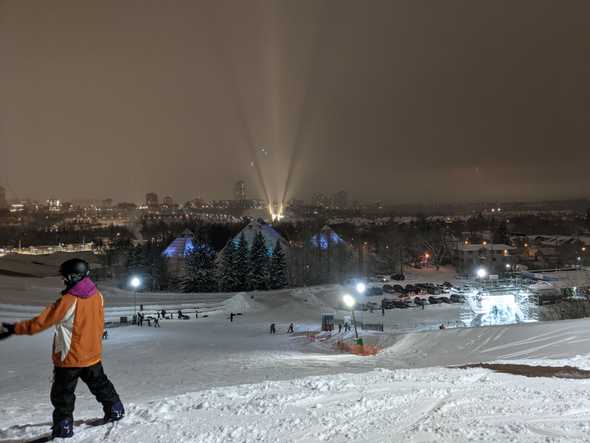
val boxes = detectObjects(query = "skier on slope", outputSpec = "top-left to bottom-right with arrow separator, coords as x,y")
0,259 -> 124,439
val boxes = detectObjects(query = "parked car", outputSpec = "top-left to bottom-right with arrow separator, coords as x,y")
428,296 -> 443,304
393,284 -> 405,293
367,286 -> 383,296
383,284 -> 395,294
391,273 -> 405,281
393,300 -> 410,308
439,296 -> 452,304
405,284 -> 417,293
450,294 -> 465,303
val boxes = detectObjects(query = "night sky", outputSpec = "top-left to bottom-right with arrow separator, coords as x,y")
1,0 -> 589,205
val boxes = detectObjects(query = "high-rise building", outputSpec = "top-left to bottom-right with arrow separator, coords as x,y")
162,196 -> 174,208
312,192 -> 330,208
234,180 -> 247,202
145,193 -> 159,209
47,199 -> 62,212
0,186 -> 7,210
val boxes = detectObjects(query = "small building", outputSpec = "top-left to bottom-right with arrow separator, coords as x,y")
452,242 -> 516,275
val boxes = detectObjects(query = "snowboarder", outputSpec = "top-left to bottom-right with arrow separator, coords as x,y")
138,312 -> 144,327
0,259 -> 124,439
153,317 -> 160,328
287,323 -> 294,333
230,312 -> 234,322
195,310 -> 198,319
270,323 -> 276,334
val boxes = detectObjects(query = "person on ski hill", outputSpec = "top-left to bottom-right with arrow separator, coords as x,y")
0,259 -> 124,439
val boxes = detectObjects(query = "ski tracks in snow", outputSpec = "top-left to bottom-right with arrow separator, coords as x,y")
4,367 -> 588,443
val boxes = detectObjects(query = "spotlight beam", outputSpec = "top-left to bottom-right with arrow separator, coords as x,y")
207,5 -> 272,205
281,1 -> 327,207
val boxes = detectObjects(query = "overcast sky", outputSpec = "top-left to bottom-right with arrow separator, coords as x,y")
1,0 -> 590,204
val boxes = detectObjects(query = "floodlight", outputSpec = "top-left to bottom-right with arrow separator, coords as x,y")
342,294 -> 356,308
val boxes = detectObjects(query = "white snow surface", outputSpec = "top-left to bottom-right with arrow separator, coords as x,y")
2,276 -> 590,442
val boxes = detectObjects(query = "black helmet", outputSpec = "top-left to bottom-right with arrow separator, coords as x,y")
59,258 -> 90,284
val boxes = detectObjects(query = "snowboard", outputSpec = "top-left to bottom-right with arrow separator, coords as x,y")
0,418 -> 116,443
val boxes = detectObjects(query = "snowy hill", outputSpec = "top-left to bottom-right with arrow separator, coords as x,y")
2,275 -> 590,441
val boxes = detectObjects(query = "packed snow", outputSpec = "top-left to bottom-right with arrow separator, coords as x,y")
2,271 -> 590,442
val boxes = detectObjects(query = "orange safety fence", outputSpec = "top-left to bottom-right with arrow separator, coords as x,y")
335,340 -> 381,356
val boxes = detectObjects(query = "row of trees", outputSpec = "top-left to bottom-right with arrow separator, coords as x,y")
98,208 -> 590,292
183,231 -> 288,293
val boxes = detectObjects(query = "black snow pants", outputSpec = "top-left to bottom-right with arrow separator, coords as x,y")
50,361 -> 120,424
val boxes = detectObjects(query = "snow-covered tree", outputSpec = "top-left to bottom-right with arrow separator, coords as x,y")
269,241 -> 288,289
218,239 -> 239,292
235,233 -> 250,291
126,245 -> 146,276
249,231 -> 270,290
182,246 -> 217,293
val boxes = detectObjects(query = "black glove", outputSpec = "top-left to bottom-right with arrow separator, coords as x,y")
0,323 -> 15,340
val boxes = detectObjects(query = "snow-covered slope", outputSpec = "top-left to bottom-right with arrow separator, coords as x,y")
3,275 -> 590,442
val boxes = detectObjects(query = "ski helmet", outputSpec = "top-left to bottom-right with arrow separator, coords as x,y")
59,258 -> 90,284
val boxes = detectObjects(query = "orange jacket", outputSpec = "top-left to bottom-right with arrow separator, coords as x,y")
15,278 -> 104,368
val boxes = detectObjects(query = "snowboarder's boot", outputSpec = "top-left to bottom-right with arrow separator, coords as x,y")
104,400 -> 125,422
52,418 -> 74,439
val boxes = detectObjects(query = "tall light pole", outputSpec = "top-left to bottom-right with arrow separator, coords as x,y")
355,282 -> 366,329
342,293 -> 359,340
130,276 -> 141,322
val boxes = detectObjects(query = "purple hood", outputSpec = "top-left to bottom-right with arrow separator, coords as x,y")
67,277 -> 98,298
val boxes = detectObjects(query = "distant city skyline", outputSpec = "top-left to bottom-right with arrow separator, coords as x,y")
1,186 -> 589,210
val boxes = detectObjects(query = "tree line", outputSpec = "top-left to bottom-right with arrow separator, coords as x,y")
110,230 -> 289,293
184,231 -> 288,293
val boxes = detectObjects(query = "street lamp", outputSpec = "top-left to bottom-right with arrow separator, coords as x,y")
130,276 -> 141,321
476,267 -> 488,279
342,293 -> 359,340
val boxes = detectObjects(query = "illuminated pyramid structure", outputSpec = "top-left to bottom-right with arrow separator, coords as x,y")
310,225 -> 347,250
162,229 -> 198,258
162,229 -> 212,275
229,218 -> 288,255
